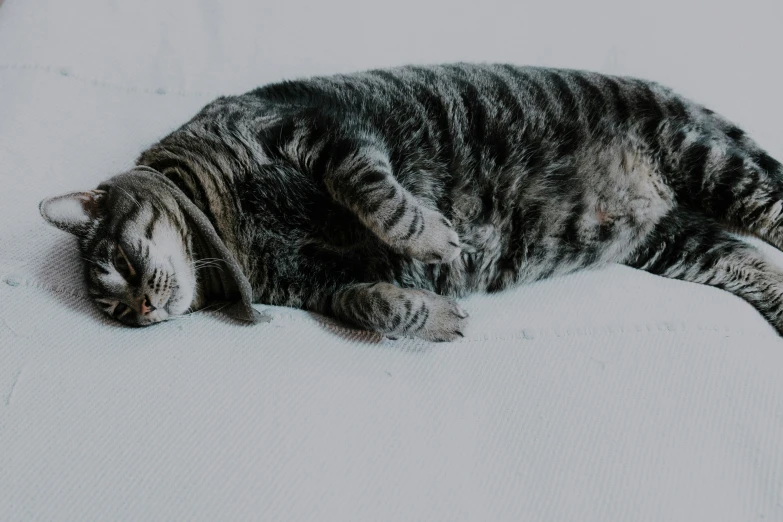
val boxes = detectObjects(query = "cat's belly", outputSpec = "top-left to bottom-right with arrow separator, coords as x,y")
436,143 -> 677,296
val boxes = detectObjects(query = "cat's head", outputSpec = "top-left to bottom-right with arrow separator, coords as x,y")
40,185 -> 197,326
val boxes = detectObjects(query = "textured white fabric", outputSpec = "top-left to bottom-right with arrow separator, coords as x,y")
1,0 -> 783,520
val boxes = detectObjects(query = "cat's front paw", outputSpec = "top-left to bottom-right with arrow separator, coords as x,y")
399,289 -> 469,342
399,210 -> 461,264
420,296 -> 469,342
333,283 -> 468,342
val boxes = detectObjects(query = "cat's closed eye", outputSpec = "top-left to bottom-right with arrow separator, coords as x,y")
113,302 -> 131,319
113,246 -> 135,279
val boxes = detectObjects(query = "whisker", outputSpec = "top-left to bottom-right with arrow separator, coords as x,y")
192,261 -> 225,272
116,187 -> 143,209
193,264 -> 224,271
79,256 -> 110,271
192,260 -> 224,266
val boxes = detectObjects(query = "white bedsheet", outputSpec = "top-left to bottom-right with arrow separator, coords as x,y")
1,0 -> 782,520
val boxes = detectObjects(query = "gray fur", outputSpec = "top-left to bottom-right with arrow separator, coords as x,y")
40,63 -> 783,339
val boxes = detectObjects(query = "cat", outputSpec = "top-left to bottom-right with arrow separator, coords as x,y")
39,63 -> 783,341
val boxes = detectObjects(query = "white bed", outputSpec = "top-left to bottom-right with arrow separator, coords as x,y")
1,0 -> 782,520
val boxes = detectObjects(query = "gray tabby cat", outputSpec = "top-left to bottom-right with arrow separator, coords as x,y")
40,64 -> 783,340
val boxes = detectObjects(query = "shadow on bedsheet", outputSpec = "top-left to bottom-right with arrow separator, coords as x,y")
304,311 -> 392,345
30,234 -> 124,328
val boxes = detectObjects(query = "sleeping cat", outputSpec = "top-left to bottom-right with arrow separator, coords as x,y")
40,64 -> 783,340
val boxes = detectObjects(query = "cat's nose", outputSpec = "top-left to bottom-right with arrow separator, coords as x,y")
140,295 -> 157,315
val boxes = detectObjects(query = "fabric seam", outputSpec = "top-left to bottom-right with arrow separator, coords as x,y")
0,63 -> 220,97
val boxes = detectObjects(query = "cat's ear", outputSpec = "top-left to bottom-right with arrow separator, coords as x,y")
39,189 -> 107,236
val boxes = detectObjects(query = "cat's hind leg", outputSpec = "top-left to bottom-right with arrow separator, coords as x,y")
329,282 -> 468,341
626,210 -> 783,335
714,127 -> 783,249
319,135 -> 461,264
669,119 -> 783,250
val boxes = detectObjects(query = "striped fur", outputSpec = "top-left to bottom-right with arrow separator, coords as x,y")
42,63 -> 783,339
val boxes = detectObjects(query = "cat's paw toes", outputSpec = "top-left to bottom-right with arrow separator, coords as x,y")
417,294 -> 469,342
366,285 -> 468,342
402,212 -> 462,264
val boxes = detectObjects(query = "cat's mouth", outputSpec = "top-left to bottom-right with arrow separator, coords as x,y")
129,309 -> 171,327
111,300 -> 172,327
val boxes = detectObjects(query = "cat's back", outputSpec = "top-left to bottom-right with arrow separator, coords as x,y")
248,63 -> 559,116
242,63 -> 693,177
247,63 -> 676,125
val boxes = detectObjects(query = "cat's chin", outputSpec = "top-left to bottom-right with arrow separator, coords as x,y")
135,309 -> 171,326
123,289 -> 192,326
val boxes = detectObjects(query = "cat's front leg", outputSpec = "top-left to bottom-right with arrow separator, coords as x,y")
329,283 -> 468,341
321,137 -> 461,264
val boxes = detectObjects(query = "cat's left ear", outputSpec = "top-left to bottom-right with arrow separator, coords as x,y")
39,189 -> 107,236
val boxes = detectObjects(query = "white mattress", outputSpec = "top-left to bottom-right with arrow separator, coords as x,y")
1,0 -> 783,520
